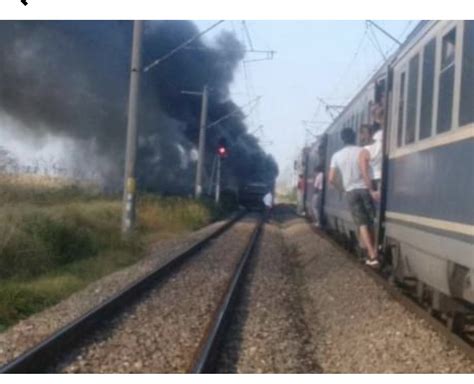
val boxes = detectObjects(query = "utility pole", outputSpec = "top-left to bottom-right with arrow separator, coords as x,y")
181,85 -> 209,198
122,20 -> 144,234
196,85 -> 209,198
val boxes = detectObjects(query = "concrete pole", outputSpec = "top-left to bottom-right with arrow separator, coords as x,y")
122,20 -> 144,234
215,155 -> 221,204
195,85 -> 208,198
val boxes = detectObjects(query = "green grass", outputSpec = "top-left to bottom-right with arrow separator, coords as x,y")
0,175 -> 223,330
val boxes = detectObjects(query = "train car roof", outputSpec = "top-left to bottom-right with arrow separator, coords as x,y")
389,20 -> 439,65
323,20 -> 428,136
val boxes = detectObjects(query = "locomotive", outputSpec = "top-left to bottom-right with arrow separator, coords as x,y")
238,182 -> 270,211
300,20 -> 474,327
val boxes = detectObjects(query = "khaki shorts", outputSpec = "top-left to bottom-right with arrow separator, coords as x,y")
346,189 -> 375,227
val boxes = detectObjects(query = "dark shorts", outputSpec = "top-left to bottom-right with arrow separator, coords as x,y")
371,179 -> 381,191
346,189 -> 375,227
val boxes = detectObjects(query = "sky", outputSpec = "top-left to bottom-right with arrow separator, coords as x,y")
0,19 -> 418,188
194,20 -> 418,186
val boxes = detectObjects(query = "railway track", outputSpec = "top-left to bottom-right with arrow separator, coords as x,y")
1,212 -> 263,373
309,224 -> 474,362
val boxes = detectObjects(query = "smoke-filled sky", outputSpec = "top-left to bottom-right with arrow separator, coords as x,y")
194,20 -> 418,187
0,20 -> 419,192
0,21 -> 278,193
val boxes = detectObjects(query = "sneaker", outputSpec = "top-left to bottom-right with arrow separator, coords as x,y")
365,258 -> 380,268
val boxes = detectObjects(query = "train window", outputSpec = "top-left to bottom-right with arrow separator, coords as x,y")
441,28 -> 456,69
419,38 -> 436,140
405,54 -> 419,144
437,28 -> 456,133
397,72 -> 406,147
459,21 -> 474,126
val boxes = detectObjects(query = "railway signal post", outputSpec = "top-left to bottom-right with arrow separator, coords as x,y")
215,138 -> 228,204
122,20 -> 144,234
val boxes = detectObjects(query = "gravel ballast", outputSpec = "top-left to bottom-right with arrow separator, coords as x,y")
216,221 -> 321,373
57,216 -> 258,373
0,216 -> 236,367
283,214 -> 474,373
3,206 -> 472,373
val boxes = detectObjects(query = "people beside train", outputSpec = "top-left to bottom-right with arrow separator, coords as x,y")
296,173 -> 305,215
359,126 -> 383,197
312,165 -> 324,227
359,124 -> 373,146
328,127 -> 378,267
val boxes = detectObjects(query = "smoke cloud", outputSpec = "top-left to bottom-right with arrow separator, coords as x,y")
0,21 -> 278,194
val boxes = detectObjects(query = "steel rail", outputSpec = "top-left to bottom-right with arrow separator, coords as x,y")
189,215 -> 264,373
309,224 -> 474,362
0,211 -> 246,374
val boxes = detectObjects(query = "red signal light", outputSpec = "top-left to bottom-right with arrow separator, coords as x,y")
218,147 -> 227,157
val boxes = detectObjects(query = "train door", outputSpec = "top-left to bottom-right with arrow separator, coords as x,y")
377,71 -> 392,257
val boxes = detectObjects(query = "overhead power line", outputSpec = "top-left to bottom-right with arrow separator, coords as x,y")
366,20 -> 402,46
367,21 -> 387,60
207,96 -> 262,129
144,20 -> 225,72
328,26 -> 368,102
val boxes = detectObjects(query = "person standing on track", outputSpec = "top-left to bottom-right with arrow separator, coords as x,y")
328,127 -> 379,267
262,190 -> 273,219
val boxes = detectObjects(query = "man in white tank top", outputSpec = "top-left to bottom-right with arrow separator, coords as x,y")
328,128 -> 378,266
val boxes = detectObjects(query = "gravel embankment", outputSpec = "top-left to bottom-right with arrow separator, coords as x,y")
216,222 -> 321,373
283,215 -> 474,373
0,216 -> 237,367
58,216 -> 257,373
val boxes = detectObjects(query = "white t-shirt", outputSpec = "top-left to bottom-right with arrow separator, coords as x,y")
364,130 -> 383,180
330,145 -> 366,192
263,192 -> 273,208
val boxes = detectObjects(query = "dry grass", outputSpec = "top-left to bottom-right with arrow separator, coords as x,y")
0,173 -> 100,206
0,174 -> 219,331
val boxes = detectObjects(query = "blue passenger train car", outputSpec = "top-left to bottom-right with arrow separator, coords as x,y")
302,20 -> 474,321
384,20 -> 473,306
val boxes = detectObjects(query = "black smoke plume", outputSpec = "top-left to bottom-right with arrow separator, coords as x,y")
0,21 -> 278,194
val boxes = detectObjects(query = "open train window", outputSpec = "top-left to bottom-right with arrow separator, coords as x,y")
459,21 -> 474,126
437,28 -> 456,133
397,72 -> 406,147
419,38 -> 436,140
405,54 -> 419,144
